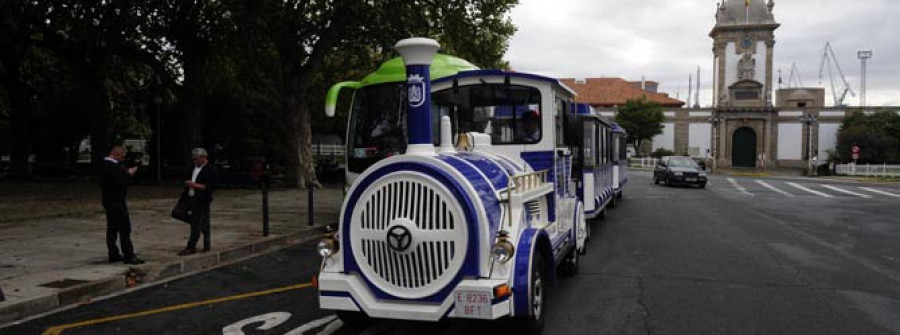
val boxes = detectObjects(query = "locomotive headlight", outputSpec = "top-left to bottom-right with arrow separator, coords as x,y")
317,237 -> 339,258
491,240 -> 515,263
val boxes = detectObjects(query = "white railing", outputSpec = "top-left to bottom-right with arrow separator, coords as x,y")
628,157 -> 659,169
313,144 -> 345,157
836,163 -> 900,179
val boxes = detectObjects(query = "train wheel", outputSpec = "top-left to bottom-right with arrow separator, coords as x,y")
520,254 -> 547,335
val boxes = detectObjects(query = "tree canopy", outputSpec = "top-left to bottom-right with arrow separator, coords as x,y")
614,96 -> 665,155
0,0 -> 520,184
835,111 -> 900,164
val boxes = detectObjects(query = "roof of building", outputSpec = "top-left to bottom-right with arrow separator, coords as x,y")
559,77 -> 685,107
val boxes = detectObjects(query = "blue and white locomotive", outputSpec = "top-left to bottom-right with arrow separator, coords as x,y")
317,38 -> 624,332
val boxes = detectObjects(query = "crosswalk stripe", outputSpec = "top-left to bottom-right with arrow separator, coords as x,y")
727,177 -> 753,196
755,180 -> 794,197
786,182 -> 834,198
821,184 -> 872,198
859,187 -> 900,198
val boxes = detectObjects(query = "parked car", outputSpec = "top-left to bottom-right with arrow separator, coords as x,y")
653,156 -> 708,188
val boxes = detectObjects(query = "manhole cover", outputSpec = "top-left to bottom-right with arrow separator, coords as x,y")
39,279 -> 90,289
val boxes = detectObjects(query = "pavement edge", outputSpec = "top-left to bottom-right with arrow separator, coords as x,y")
0,225 -> 328,325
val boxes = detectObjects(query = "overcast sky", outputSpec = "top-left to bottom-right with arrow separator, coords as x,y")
506,0 -> 899,107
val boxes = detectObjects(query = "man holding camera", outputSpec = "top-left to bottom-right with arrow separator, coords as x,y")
97,146 -> 145,265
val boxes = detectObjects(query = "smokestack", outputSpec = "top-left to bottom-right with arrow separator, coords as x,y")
394,38 -> 441,156
695,66 -> 701,108
688,73 -> 693,108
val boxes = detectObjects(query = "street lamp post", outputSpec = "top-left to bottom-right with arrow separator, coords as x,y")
153,96 -> 163,184
708,113 -> 723,173
800,112 -> 818,176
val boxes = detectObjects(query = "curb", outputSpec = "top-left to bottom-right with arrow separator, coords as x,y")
0,225 -> 329,324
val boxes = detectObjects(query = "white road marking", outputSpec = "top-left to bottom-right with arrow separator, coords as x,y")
859,187 -> 900,198
285,315 -> 339,335
786,182 -> 834,198
821,184 -> 873,198
755,180 -> 794,197
223,312 -> 292,335
727,178 -> 753,196
315,319 -> 343,335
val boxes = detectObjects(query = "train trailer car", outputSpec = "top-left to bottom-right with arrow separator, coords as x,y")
315,38 -> 588,334
610,122 -> 628,202
570,103 -> 620,221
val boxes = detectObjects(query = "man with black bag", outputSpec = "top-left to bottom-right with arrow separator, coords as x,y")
97,146 -> 145,264
178,148 -> 218,256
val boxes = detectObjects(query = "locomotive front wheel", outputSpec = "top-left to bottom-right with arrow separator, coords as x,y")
518,254 -> 547,335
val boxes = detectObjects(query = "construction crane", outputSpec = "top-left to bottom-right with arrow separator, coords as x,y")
786,62 -> 804,88
818,42 -> 856,107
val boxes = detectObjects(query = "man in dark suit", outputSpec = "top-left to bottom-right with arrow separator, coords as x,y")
97,146 -> 145,264
178,147 -> 219,255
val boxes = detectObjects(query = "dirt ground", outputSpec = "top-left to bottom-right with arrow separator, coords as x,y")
0,180 -> 258,224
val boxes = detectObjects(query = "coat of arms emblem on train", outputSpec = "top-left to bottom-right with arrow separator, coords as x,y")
386,225 -> 412,252
407,74 -> 426,108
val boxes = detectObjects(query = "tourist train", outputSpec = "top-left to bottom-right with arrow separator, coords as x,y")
316,38 -> 626,332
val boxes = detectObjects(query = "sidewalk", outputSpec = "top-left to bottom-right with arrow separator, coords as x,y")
0,183 -> 343,324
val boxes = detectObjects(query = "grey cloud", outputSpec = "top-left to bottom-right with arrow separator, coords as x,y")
507,0 -> 899,107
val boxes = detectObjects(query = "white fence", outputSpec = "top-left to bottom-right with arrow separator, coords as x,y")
313,144 -> 345,157
628,157 -> 659,169
836,163 -> 900,179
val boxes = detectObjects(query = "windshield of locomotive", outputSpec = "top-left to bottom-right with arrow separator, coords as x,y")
347,83 -> 407,174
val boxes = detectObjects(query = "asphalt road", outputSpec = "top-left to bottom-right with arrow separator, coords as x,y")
4,171 -> 900,334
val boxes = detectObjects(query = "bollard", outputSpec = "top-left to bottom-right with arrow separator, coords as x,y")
261,174 -> 270,237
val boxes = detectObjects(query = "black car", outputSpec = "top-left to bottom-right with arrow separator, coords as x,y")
653,156 -> 708,188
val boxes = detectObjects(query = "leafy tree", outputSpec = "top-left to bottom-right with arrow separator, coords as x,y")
227,0 -> 518,187
615,96 -> 665,155
836,111 -> 900,164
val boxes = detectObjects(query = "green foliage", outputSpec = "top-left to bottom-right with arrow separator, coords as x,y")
836,111 -> 900,164
0,0 -> 520,179
614,96 -> 665,153
651,148 -> 675,158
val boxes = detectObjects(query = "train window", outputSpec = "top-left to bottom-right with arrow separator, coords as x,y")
555,98 -> 566,147
607,131 -> 613,163
432,84 -> 542,145
584,123 -> 596,168
595,125 -> 601,166
612,135 -> 620,161
599,127 -> 606,165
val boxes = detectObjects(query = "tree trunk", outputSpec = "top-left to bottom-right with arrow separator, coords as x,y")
86,71 -> 111,165
179,54 -> 206,164
7,84 -> 32,179
284,97 -> 318,188
284,100 -> 302,187
297,101 -> 317,188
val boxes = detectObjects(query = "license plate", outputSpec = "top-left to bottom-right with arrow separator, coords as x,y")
685,177 -> 697,182
454,291 -> 492,319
